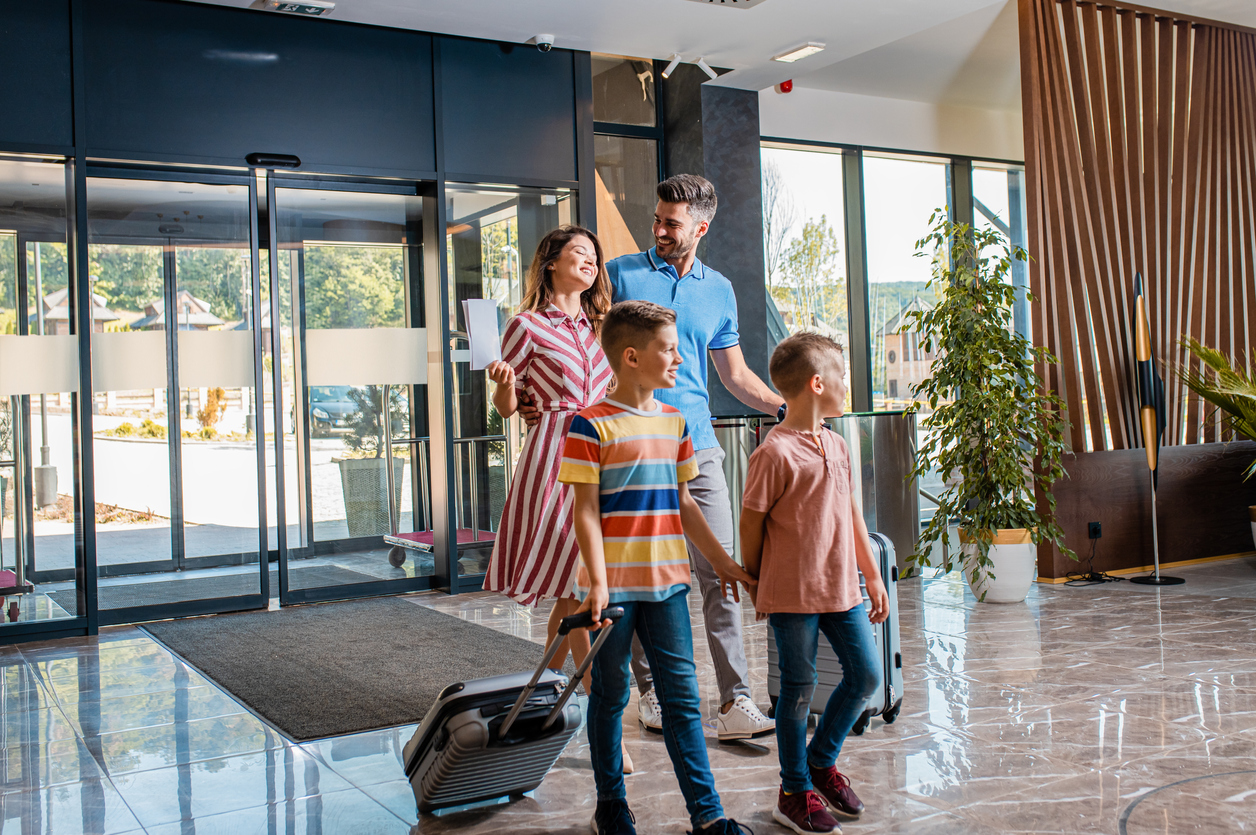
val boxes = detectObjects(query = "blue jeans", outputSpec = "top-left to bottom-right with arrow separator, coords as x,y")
771,607 -> 882,793
588,589 -> 724,827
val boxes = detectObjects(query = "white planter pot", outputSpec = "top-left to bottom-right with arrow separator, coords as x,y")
960,528 -> 1037,604
335,457 -> 405,538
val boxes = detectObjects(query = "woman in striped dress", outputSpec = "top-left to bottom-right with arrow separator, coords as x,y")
484,226 -> 615,692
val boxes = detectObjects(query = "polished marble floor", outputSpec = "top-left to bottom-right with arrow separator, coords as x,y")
0,557 -> 1253,833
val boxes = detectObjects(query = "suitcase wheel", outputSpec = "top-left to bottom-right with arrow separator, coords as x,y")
388,546 -> 407,568
767,695 -> 777,720
883,697 -> 902,725
850,708 -> 872,736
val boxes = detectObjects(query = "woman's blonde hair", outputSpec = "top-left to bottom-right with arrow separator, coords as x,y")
518,225 -> 613,333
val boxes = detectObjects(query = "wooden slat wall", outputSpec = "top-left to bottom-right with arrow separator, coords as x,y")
1020,0 -> 1256,452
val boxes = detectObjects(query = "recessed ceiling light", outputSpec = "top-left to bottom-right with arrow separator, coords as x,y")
772,43 -> 825,63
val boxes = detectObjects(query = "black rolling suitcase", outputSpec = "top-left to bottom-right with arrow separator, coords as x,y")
767,531 -> 903,734
403,607 -> 624,813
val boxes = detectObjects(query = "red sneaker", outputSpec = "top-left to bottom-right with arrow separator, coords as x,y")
772,787 -> 841,834
809,766 -> 864,817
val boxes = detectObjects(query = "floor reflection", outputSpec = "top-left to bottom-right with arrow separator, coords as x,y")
0,558 -> 1249,832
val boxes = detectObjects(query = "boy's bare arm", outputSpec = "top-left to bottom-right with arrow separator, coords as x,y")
678,482 -> 755,601
570,482 -> 613,629
851,509 -> 889,624
738,508 -> 767,579
739,507 -> 768,616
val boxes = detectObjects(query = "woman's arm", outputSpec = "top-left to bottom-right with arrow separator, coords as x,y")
487,361 -> 518,418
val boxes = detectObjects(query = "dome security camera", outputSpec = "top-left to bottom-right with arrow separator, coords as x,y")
535,34 -> 555,52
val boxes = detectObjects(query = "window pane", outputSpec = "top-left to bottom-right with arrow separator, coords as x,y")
759,146 -> 850,408
445,185 -> 574,576
592,54 -> 656,126
864,155 -> 950,412
974,165 -> 1030,341
595,135 -> 658,260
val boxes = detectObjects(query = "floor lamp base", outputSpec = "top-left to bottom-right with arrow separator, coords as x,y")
1129,575 -> 1186,586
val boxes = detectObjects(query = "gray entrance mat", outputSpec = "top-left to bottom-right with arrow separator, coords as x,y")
49,565 -> 382,612
142,596 -> 559,740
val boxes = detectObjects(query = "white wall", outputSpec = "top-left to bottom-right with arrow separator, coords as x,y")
759,86 -> 1024,162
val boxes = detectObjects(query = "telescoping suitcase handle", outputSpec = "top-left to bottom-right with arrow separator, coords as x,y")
498,606 -> 625,739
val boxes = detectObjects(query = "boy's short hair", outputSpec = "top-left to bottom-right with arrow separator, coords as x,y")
657,174 -> 717,224
770,331 -> 845,398
601,300 -> 676,370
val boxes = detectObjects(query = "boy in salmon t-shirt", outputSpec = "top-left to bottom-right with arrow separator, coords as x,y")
740,332 -> 890,835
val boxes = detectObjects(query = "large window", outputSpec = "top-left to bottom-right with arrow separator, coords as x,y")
760,145 -> 1026,416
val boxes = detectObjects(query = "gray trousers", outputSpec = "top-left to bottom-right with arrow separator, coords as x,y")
631,445 -> 751,705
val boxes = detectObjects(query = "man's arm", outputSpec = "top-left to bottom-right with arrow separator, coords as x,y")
570,482 -> 613,629
678,482 -> 755,601
711,345 -> 785,415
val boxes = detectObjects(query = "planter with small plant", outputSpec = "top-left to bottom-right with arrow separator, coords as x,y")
335,385 -> 406,538
905,210 -> 1075,603
1180,336 -> 1256,549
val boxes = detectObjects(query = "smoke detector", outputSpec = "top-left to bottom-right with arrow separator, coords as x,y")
682,0 -> 771,8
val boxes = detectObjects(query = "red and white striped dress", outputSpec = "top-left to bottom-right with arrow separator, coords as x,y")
485,305 -> 613,605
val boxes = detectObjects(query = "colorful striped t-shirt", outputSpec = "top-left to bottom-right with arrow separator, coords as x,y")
558,399 -> 700,603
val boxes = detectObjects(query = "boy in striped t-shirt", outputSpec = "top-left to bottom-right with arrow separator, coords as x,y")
560,300 -> 756,835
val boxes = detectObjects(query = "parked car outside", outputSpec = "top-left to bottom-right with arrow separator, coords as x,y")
309,386 -> 358,437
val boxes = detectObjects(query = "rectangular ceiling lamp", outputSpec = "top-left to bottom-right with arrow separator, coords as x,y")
263,0 -> 335,15
682,0 -> 772,9
772,43 -> 826,63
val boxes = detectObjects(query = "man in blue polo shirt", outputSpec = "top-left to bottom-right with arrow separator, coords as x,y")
610,174 -> 784,741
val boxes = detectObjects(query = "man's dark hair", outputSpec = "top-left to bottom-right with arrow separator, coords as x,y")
770,331 -> 845,398
601,300 -> 677,370
657,174 -> 717,224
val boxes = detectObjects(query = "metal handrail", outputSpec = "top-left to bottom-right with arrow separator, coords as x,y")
384,427 -> 509,543
919,487 -> 949,567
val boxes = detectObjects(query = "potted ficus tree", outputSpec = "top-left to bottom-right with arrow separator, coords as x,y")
1179,337 -> 1256,549
905,210 -> 1074,602
335,385 -> 407,538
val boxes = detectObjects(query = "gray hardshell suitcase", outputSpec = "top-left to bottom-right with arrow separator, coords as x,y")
767,531 -> 902,734
403,607 -> 624,812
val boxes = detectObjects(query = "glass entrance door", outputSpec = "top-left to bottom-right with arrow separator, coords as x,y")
268,181 -> 431,603
86,174 -> 266,619
0,157 -> 81,626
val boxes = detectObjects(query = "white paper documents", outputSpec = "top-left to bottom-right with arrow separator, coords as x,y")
462,298 -> 502,371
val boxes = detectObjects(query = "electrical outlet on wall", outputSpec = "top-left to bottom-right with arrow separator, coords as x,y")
1088,522 -> 1102,539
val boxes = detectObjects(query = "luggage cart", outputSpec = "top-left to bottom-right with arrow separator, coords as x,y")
382,408 -> 509,568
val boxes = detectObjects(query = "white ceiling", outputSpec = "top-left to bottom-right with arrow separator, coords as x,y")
186,0 -> 1256,105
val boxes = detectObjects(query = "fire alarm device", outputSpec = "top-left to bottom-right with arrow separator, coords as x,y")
775,79 -> 793,94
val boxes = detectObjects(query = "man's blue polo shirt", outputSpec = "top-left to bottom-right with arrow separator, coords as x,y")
607,247 -> 738,451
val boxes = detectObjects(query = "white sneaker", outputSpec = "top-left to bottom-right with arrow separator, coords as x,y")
717,695 -> 775,740
637,686 -> 663,732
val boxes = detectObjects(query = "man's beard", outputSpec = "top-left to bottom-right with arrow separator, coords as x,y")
656,232 -> 695,260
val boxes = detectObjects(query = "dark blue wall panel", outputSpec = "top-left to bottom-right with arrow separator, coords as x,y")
0,0 -> 73,149
81,0 -> 435,174
439,38 -> 576,182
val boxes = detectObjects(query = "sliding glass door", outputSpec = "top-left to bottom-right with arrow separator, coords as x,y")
85,173 -> 266,617
269,181 -> 431,602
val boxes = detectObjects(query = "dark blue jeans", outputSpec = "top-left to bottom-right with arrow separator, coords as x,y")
771,607 -> 882,793
587,588 -> 724,827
